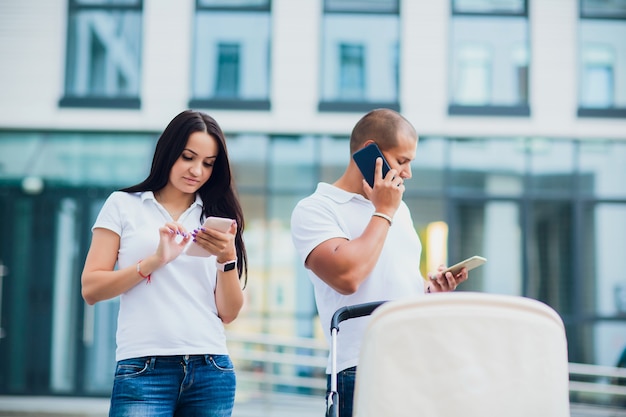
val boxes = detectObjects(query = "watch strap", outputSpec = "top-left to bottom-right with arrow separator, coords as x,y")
216,258 -> 237,272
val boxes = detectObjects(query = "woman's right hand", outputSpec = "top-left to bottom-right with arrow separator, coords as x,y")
155,222 -> 192,265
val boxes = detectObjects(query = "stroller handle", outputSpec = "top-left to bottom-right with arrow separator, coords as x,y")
330,301 -> 387,332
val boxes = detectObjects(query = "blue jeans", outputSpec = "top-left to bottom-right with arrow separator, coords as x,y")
326,366 -> 356,417
109,355 -> 235,417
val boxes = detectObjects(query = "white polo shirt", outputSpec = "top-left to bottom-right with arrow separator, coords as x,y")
93,191 -> 229,361
291,183 -> 425,373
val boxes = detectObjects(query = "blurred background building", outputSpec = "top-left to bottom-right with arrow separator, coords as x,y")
0,0 -> 625,400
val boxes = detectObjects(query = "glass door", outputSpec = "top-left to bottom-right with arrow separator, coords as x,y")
447,198 -> 523,296
79,194 -> 119,395
0,187 -> 61,394
0,185 -> 117,396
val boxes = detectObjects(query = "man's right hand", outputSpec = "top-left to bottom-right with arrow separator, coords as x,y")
363,157 -> 405,218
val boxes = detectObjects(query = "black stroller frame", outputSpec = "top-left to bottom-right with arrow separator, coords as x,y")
326,301 -> 387,417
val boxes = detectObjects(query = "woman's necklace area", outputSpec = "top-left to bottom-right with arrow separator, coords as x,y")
155,191 -> 190,220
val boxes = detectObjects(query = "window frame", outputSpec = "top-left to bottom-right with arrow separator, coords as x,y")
189,0 -> 272,111
59,0 -> 143,110
577,0 -> 626,118
451,0 -> 528,17
579,0 -> 626,19
448,0 -> 531,117
318,0 -> 401,113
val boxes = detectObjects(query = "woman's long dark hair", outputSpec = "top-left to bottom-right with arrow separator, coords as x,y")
121,110 -> 247,286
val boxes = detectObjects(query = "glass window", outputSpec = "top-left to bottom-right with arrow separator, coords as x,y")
214,44 -> 241,98
0,132 -> 153,187
454,44 -> 492,105
82,296 -> 119,394
269,136 -> 317,192
319,0 -> 400,111
228,134 -> 269,190
236,194 -> 266,329
581,0 -> 626,18
199,0 -> 268,7
582,203 -> 626,318
6,130 -> 626,397
527,139 -> 575,195
403,197 -> 446,278
479,201 -> 522,295
319,136 -> 350,184
448,137 -> 525,196
578,1 -> 626,116
190,0 -> 271,110
581,46 -> 614,107
527,201 -> 575,315
409,136 -> 447,193
453,0 -> 526,14
448,201 -> 522,296
592,322 -> 626,368
449,0 -> 530,115
339,44 -> 366,100
324,0 -> 398,13
578,140 -> 626,197
61,0 -> 143,108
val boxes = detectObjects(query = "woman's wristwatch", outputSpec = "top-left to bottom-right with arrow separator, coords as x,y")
216,258 -> 237,272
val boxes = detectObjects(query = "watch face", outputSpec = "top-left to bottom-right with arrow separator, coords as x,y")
223,261 -> 236,272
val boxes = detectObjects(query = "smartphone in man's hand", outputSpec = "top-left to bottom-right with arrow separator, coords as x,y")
352,143 -> 392,188
435,256 -> 487,277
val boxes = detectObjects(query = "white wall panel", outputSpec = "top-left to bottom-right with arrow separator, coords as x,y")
0,0 -> 66,123
0,0 -> 624,139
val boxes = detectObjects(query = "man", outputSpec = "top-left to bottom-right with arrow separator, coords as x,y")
290,109 -> 468,417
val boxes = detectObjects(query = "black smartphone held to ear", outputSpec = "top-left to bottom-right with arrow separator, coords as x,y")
352,143 -> 391,188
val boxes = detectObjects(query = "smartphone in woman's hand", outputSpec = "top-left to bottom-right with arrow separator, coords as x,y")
185,216 -> 233,257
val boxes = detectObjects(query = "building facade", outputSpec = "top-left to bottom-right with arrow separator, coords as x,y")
0,0 -> 625,396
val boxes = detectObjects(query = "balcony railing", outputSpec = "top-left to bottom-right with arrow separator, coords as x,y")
227,331 -> 328,394
569,362 -> 626,408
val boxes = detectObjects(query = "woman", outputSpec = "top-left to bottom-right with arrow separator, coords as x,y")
81,110 -> 247,417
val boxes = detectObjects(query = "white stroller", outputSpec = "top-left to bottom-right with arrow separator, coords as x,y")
327,293 -> 571,417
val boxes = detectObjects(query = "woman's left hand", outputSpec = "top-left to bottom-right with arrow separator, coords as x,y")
191,219 -> 238,262
427,265 -> 468,293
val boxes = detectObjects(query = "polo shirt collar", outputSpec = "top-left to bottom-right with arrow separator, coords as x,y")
315,182 -> 368,204
140,191 -> 204,208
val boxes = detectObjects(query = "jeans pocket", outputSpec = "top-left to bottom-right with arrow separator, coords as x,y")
208,355 -> 234,372
114,357 -> 150,379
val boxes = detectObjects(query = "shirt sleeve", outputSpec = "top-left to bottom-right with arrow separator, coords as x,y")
290,197 -> 349,266
92,192 -> 124,236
